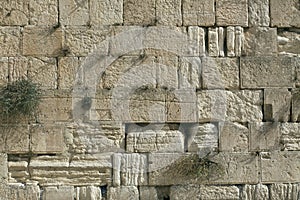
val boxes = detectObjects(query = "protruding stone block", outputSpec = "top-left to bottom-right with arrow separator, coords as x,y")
218,27 -> 225,57
0,27 -> 20,56
270,0 -> 300,27
59,0 -> 89,26
76,186 -> 101,200
226,26 -> 235,57
292,89 -> 300,122
242,184 -> 269,200
270,183 -> 300,199
249,0 -> 270,26
156,0 -> 182,26
124,0 -> 155,25
0,0 -> 29,25
43,186 -> 74,200
208,28 -> 219,57
280,123 -> 300,151
178,57 -> 201,89
29,0 -> 58,26
235,26 -> 243,56
108,186 -> 139,200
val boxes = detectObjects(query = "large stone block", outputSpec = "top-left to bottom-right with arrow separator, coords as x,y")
43,186 -> 74,200
200,185 -> 240,200
0,27 -> 20,56
157,54 -> 178,89
156,0 -> 182,26
208,28 -> 219,57
241,56 -> 296,88
178,57 -> 201,89
139,187 -> 158,200
124,0 -> 155,25
261,152 -> 300,183
29,0 -> 58,26
7,57 -> 27,82
249,0 -> 270,26
108,186 -> 139,200
270,183 -> 300,200
1,183 -> 40,200
216,0 -> 248,26
59,0 -> 89,26
8,160 -> 29,183
23,27 -> 62,56
292,89 -> 300,122
0,154 -> 7,181
75,186 -> 101,200
182,0 -> 215,26
280,123 -> 300,151
278,30 -> 300,55
242,184 -> 269,200
0,0 -> 29,25
58,57 -> 81,90
0,58 -> 8,86
270,0 -> 300,27
170,185 -> 201,200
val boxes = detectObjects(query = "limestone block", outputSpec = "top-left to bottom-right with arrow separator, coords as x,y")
235,26 -> 243,56
249,122 -> 280,151
187,123 -> 218,153
197,90 -> 263,122
216,0 -> 248,26
208,28 -> 219,57
8,161 -> 29,182
261,152 -> 300,183
59,0 -> 89,26
156,0 -> 182,26
0,0 -> 29,25
270,0 -> 300,27
226,26 -> 235,57
242,184 -> 269,200
187,26 -> 202,56
249,0 -> 270,26
280,123 -> 300,151
202,57 -> 239,89
0,27 -> 20,56
241,56 -> 296,88
170,185 -> 201,200
8,57 -> 27,82
182,0 -> 215,26
0,58 -> 8,86
292,89 -> 300,122
90,0 -> 123,26
219,122 -> 249,152
243,27 -> 277,56
218,27 -> 225,57
29,0 -> 58,26
166,101 -> 197,122
43,186 -> 74,200
108,186 -> 139,200
112,153 -> 147,186
296,59 -> 300,87
200,185 -> 240,200
124,0 -> 155,25
0,154 -> 7,181
178,57 -> 201,89
4,183 -> 40,200
23,27 -> 62,56
270,183 -> 300,200
30,124 -> 65,154
157,55 -> 178,89
264,88 -> 291,122
139,187 -> 158,200
58,57 -> 81,90
278,30 -> 300,55
127,130 -> 184,153
76,186 -> 101,200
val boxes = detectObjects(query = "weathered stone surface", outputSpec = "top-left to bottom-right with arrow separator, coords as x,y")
157,55 -> 178,89
29,0 -> 58,26
243,27 -> 277,56
200,185 -> 240,200
202,57 -> 239,89
249,0 -> 270,26
249,122 -> 280,151
270,183 -> 300,200
8,57 -> 27,82
170,185 -> 201,200
8,161 -> 29,183
235,26 -> 243,56
261,152 -> 300,183
139,187 -> 158,200
0,57 -> 8,86
166,100 -> 197,122
270,0 -> 300,27
58,57 -> 81,90
178,57 -> 201,89
227,26 -> 235,57
0,183 -> 40,200
113,153 -> 147,186
0,27 -> 20,56
124,0 -> 155,25
292,89 -> 300,122
182,0 -> 215,26
197,90 -> 263,122
0,154 -> 7,181
43,186 -> 74,200
75,186 -> 101,200
264,88 -> 291,122
208,28 -> 219,57
281,123 -> 300,150
242,184 -> 269,200
156,0 -> 182,26
241,56 -> 296,88
59,0 -> 89,26
218,27 -> 225,57
219,122 -> 249,152
216,0 -> 248,26
23,27 -> 62,56
108,186 -> 139,200
278,30 -> 300,55
0,0 -> 29,25
187,26 -> 203,56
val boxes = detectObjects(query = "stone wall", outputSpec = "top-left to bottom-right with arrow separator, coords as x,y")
0,0 -> 299,199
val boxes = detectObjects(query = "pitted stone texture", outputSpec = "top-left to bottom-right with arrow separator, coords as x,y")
59,0 -> 89,26
200,185 -> 240,200
270,183 -> 300,200
249,0 -> 270,26
278,30 -> 300,55
0,0 -> 29,25
23,27 -> 62,57
0,154 -> 8,181
216,0 -> 248,26
0,27 -> 20,56
243,27 -> 277,56
139,187 -> 158,200
90,0 -> 122,26
29,0 -> 58,26
124,0 -> 155,26
8,161 -> 29,183
8,57 -> 28,82
249,122 -> 280,151
170,185 -> 201,200
281,123 -> 300,150
226,26 -> 235,57
241,56 -> 296,88
208,28 -> 219,57
0,183 -> 40,200
75,186 -> 101,200
156,0 -> 182,26
202,57 -> 239,89
43,186 -> 74,200
219,122 -> 249,152
179,57 -> 201,89
0,58 -> 8,86
108,186 -> 139,200
264,88 -> 291,122
182,0 -> 215,26
242,184 -> 269,200
292,89 -> 300,122
58,57 -> 81,90
157,54 -> 178,89
261,152 -> 300,183
197,90 -> 263,122
270,0 -> 300,27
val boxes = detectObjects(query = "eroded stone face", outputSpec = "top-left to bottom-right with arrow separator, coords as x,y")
0,0 -> 29,26
270,0 -> 300,27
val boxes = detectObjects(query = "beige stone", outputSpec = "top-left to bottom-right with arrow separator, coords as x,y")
182,0 -> 215,26
278,30 -> 300,55
226,26 -> 235,57
156,0 -> 182,26
43,186 -> 74,200
187,26 -> 203,56
235,26 -> 243,56
178,57 -> 201,89
264,88 -> 291,122
261,152 -> 300,183
166,101 -> 197,122
59,0 -> 89,26
0,154 -> 7,181
241,56 -> 296,88
0,0 -> 29,25
216,0 -> 248,26
29,0 -> 58,26
219,122 -> 249,152
281,123 -> 300,151
0,27 -> 20,56
270,0 -> 300,27
292,89 -> 300,122
157,55 -> 178,89
200,185 -> 240,200
108,186 -> 139,200
270,183 -> 300,200
208,28 -> 219,57
76,186 -> 101,200
1,125 -> 30,153
139,187 -> 158,200
243,27 -> 277,56
0,57 -> 8,86
3,183 -> 40,200
218,27 -> 225,57
8,57 -> 27,82
124,0 -> 155,25
249,0 -> 270,26
242,184 -> 269,200
170,185 -> 201,200
23,27 -> 62,56
58,57 -> 81,90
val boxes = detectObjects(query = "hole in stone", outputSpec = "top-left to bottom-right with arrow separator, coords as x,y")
100,185 -> 107,198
